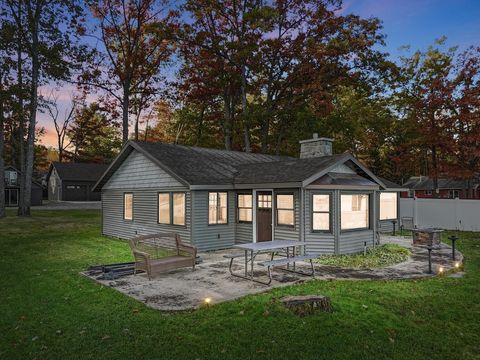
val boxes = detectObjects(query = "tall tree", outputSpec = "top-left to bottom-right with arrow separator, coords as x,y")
3,0 -> 86,216
81,0 -> 177,145
46,93 -> 76,162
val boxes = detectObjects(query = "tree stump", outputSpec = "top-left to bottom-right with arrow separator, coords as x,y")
280,295 -> 332,316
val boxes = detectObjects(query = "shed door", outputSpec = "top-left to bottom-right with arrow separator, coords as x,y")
256,192 -> 272,242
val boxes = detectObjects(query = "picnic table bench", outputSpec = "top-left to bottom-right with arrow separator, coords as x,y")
225,241 -> 317,285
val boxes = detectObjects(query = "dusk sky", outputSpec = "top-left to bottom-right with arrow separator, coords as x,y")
38,0 -> 480,148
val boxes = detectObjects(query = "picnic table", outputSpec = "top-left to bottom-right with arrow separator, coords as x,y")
224,240 -> 317,285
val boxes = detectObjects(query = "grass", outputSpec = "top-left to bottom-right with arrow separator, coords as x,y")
0,210 -> 479,359
314,244 -> 411,269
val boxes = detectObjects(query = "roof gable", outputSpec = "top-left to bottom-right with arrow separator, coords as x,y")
48,162 -> 109,182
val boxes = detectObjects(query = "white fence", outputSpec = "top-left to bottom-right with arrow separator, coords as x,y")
400,198 -> 480,231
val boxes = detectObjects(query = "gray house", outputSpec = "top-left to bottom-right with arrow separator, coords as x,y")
47,162 -> 109,201
93,135 -> 401,255
4,165 -> 43,207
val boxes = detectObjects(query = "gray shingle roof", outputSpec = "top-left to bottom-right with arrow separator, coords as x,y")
233,155 -> 349,184
378,177 -> 405,190
133,141 -> 293,185
51,162 -> 109,182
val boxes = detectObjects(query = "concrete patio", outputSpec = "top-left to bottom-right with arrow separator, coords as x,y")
83,235 -> 464,311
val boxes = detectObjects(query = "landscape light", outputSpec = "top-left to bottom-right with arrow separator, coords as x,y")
204,297 -> 212,305
438,266 -> 444,274
454,262 -> 460,269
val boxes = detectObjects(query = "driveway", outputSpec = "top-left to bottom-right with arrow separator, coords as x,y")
33,201 -> 101,210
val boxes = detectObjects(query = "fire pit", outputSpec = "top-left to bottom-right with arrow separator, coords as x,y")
413,228 -> 444,248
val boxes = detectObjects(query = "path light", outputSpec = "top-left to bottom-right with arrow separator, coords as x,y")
438,266 -> 444,274
454,262 -> 460,269
427,245 -> 433,274
448,235 -> 458,260
204,297 -> 212,305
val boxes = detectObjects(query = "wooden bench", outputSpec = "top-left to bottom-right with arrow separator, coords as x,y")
129,233 -> 197,280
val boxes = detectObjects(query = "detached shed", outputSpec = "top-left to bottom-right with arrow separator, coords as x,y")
46,162 -> 109,201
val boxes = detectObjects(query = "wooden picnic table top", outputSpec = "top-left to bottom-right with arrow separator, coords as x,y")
233,240 -> 305,252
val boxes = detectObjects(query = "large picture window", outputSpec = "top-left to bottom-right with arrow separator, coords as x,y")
276,194 -> 294,227
124,193 -> 133,221
379,192 -> 397,220
312,194 -> 330,231
237,194 -> 252,223
209,192 -> 228,224
158,192 -> 186,226
341,194 -> 369,230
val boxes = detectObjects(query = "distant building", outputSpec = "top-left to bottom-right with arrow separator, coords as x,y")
4,166 -> 43,207
401,176 -> 480,199
46,162 -> 109,201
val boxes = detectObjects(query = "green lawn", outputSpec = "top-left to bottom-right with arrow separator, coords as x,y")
0,210 -> 479,359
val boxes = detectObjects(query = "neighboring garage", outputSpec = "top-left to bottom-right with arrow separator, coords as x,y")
46,162 -> 109,201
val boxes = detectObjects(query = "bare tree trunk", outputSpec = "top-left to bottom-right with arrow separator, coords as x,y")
240,65 -> 251,152
18,10 -> 40,217
0,77 -> 6,219
122,81 -> 131,144
134,111 -> 140,141
16,4 -> 26,213
223,91 -> 233,150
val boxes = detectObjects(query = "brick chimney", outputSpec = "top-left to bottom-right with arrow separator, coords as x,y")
299,133 -> 333,158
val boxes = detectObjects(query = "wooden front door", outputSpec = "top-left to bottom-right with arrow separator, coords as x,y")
256,191 -> 272,242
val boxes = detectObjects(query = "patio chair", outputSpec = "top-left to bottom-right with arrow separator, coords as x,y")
129,233 -> 197,280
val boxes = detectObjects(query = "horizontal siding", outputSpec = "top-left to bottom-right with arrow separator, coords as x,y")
103,150 -> 184,190
191,190 -> 236,251
273,189 -> 301,241
235,223 -> 253,244
102,189 -> 191,243
304,189 -> 335,255
338,230 -> 374,254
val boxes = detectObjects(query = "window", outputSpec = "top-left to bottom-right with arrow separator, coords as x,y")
448,190 -> 459,199
341,194 -> 369,230
257,194 -> 272,208
424,190 -> 432,195
276,194 -> 294,227
379,192 -> 397,220
209,192 -> 228,224
237,194 -> 252,223
158,192 -> 186,226
312,194 -> 331,231
158,193 -> 170,224
173,193 -> 186,225
124,193 -> 133,220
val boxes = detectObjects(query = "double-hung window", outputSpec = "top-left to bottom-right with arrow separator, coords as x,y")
237,194 -> 252,223
312,194 -> 331,231
124,193 -> 133,221
158,192 -> 186,226
276,194 -> 294,227
209,192 -> 228,224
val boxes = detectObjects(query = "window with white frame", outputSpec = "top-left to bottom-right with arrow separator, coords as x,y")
237,194 -> 252,223
312,194 -> 331,231
379,192 -> 397,220
209,192 -> 228,224
341,194 -> 369,230
124,193 -> 133,220
276,194 -> 294,227
158,192 -> 186,225
448,190 -> 459,199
